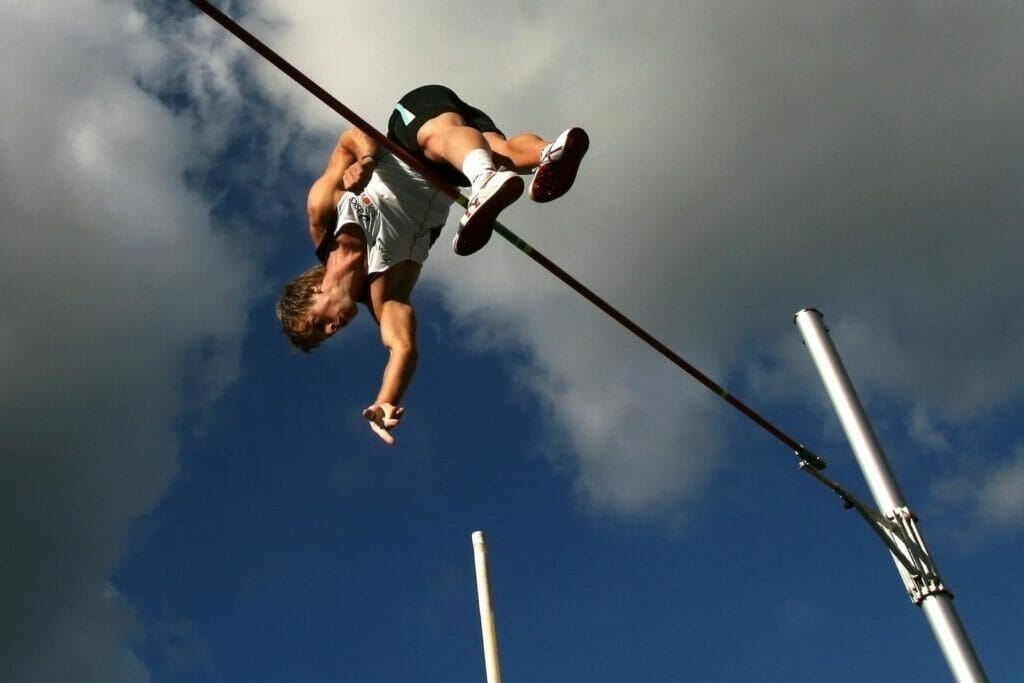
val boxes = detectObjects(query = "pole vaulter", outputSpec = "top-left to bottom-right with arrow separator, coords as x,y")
187,0 -> 826,471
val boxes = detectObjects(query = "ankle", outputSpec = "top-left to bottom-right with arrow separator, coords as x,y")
462,149 -> 495,187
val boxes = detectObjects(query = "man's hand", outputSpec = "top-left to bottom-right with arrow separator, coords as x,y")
343,157 -> 376,193
362,402 -> 405,445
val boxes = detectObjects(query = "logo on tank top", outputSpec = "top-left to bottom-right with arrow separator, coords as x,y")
376,237 -> 393,265
347,194 -> 379,228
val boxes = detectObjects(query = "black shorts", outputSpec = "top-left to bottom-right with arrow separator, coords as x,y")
387,84 -> 504,186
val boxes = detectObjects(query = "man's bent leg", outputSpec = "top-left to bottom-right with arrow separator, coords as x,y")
415,114 -> 524,256
415,112 -> 492,173
484,132 -> 547,173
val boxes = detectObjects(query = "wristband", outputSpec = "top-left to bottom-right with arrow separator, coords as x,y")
361,155 -> 376,164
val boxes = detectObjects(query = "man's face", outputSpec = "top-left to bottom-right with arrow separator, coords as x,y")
307,287 -> 358,339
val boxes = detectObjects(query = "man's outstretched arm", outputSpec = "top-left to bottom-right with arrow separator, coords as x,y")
363,299 -> 418,445
363,261 -> 422,445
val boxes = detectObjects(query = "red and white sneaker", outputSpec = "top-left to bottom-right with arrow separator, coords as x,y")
453,170 -> 524,256
528,127 -> 589,203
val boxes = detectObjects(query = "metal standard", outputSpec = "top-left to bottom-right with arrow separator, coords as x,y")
794,308 -> 987,683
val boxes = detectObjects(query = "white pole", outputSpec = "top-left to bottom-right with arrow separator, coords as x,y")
472,530 -> 502,683
794,308 -> 988,683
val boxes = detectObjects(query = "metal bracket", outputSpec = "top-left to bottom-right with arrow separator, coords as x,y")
798,462 -> 949,604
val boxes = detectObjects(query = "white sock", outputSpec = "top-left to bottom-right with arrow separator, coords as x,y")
462,149 -> 495,187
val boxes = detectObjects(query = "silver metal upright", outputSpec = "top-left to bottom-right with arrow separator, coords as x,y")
794,308 -> 988,683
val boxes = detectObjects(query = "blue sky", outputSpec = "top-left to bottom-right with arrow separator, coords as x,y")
3,1 -> 1023,681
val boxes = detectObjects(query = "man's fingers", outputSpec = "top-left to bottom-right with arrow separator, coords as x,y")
368,420 -> 396,446
363,405 -> 399,445
381,406 -> 403,429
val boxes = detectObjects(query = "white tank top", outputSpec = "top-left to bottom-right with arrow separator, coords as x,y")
319,152 -> 455,274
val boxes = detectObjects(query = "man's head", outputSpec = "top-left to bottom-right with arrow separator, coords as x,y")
276,264 -> 358,352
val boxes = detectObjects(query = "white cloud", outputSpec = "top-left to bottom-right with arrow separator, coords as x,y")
928,444 -> 1024,540
975,447 -> 1024,529
523,331 -> 723,516
906,407 -> 953,454
0,2 -> 265,680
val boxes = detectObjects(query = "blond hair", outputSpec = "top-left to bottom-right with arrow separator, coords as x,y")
276,264 -> 328,352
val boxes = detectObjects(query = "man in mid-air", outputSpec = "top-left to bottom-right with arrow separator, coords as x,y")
276,85 -> 589,444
